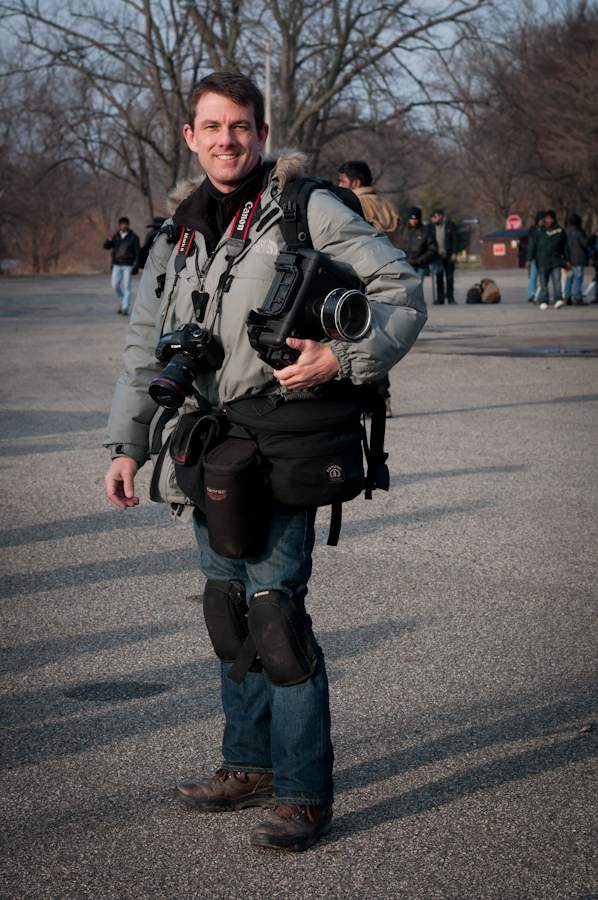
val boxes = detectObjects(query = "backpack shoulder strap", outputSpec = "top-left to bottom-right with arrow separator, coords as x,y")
138,222 -> 183,270
279,178 -> 364,248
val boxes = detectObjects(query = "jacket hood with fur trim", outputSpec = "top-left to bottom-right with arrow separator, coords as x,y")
166,148 -> 307,216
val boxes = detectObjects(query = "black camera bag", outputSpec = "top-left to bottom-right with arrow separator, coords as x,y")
202,427 -> 271,559
225,394 -> 365,509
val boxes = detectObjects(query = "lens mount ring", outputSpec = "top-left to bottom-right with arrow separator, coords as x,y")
320,288 -> 372,342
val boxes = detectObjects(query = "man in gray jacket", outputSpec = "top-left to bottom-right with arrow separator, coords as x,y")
103,73 -> 426,851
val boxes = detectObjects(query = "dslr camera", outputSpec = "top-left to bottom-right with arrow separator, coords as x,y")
246,247 -> 371,368
149,323 -> 224,408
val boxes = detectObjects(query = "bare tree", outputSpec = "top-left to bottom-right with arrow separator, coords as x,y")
446,2 -> 598,226
0,0 -> 212,218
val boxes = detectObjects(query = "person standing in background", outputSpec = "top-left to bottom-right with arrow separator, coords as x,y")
429,208 -> 459,304
564,214 -> 588,305
103,217 -> 140,315
338,161 -> 402,248
526,211 -> 546,303
526,210 -> 570,310
399,208 -> 438,281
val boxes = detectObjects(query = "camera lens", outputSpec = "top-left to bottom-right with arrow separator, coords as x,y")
319,289 -> 371,341
149,352 -> 200,408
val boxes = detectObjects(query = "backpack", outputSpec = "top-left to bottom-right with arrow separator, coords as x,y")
466,285 -> 483,304
480,278 -> 501,303
466,279 -> 501,304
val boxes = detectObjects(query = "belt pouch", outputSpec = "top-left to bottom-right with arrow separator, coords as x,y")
225,397 -> 365,508
202,430 -> 271,559
170,409 -> 227,513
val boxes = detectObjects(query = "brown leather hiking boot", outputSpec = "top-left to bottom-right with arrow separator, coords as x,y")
250,803 -> 333,851
175,768 -> 275,812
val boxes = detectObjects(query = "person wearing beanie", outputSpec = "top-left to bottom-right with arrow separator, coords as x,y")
399,207 -> 438,281
430,208 -> 459,304
564,213 -> 588,305
526,209 -> 570,309
526,210 -> 545,303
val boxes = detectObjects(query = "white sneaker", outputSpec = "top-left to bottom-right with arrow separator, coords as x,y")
554,300 -> 565,309
539,303 -> 548,309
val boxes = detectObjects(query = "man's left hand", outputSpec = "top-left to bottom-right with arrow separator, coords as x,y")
273,338 -> 339,390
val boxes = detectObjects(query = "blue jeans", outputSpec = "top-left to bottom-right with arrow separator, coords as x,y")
538,267 -> 563,304
564,265 -> 584,299
415,267 -> 425,281
527,259 -> 539,300
193,506 -> 334,806
111,264 -> 134,311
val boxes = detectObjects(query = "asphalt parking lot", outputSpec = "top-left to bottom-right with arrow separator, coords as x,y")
0,268 -> 597,899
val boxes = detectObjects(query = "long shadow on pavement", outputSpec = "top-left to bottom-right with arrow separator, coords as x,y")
0,508 -> 168,549
397,393 -> 598,418
332,690 -> 598,837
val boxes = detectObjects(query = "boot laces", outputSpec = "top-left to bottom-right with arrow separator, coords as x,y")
212,768 -> 249,783
272,803 -> 318,824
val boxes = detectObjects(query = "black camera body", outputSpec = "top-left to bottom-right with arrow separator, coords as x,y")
149,323 -> 224,408
246,247 -> 371,369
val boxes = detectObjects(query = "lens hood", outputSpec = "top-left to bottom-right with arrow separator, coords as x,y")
319,288 -> 371,341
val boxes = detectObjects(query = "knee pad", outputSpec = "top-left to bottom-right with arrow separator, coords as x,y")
247,590 -> 318,686
202,579 -> 262,674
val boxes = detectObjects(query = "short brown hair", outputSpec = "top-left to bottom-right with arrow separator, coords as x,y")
186,72 -> 265,132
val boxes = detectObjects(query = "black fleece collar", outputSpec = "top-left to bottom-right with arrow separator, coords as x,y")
172,159 -> 268,252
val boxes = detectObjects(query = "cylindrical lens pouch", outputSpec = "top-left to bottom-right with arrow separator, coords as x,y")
202,428 -> 271,559
170,409 -> 228,513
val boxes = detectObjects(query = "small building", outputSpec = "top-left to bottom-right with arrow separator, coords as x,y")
481,228 -> 529,269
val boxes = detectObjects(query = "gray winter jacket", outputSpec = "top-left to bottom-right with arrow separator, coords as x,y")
102,151 -> 426,473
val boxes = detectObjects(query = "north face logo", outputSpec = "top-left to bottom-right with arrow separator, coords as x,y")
252,238 -> 279,256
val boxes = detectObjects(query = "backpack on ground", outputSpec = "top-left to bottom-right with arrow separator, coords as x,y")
466,278 -> 501,304
466,284 -> 483,304
480,278 -> 501,303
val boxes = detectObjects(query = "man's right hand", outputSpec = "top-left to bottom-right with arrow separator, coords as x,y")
525,261 -> 531,268
105,456 -> 139,509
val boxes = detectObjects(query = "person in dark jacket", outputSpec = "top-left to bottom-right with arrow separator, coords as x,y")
103,217 -> 140,315
430,208 -> 459,304
525,209 -> 570,309
589,228 -> 598,303
564,214 -> 588,305
399,207 -> 438,281
526,210 -> 545,302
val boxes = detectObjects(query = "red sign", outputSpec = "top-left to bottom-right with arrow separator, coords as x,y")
505,215 -> 523,230
493,243 -> 506,256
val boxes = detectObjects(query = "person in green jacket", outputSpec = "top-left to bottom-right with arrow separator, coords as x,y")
526,209 -> 570,309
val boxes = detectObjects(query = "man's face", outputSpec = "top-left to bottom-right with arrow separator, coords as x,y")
183,92 -> 268,193
409,215 -> 420,227
338,172 -> 362,190
545,215 -> 555,228
431,212 -> 443,225
119,221 -> 129,232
